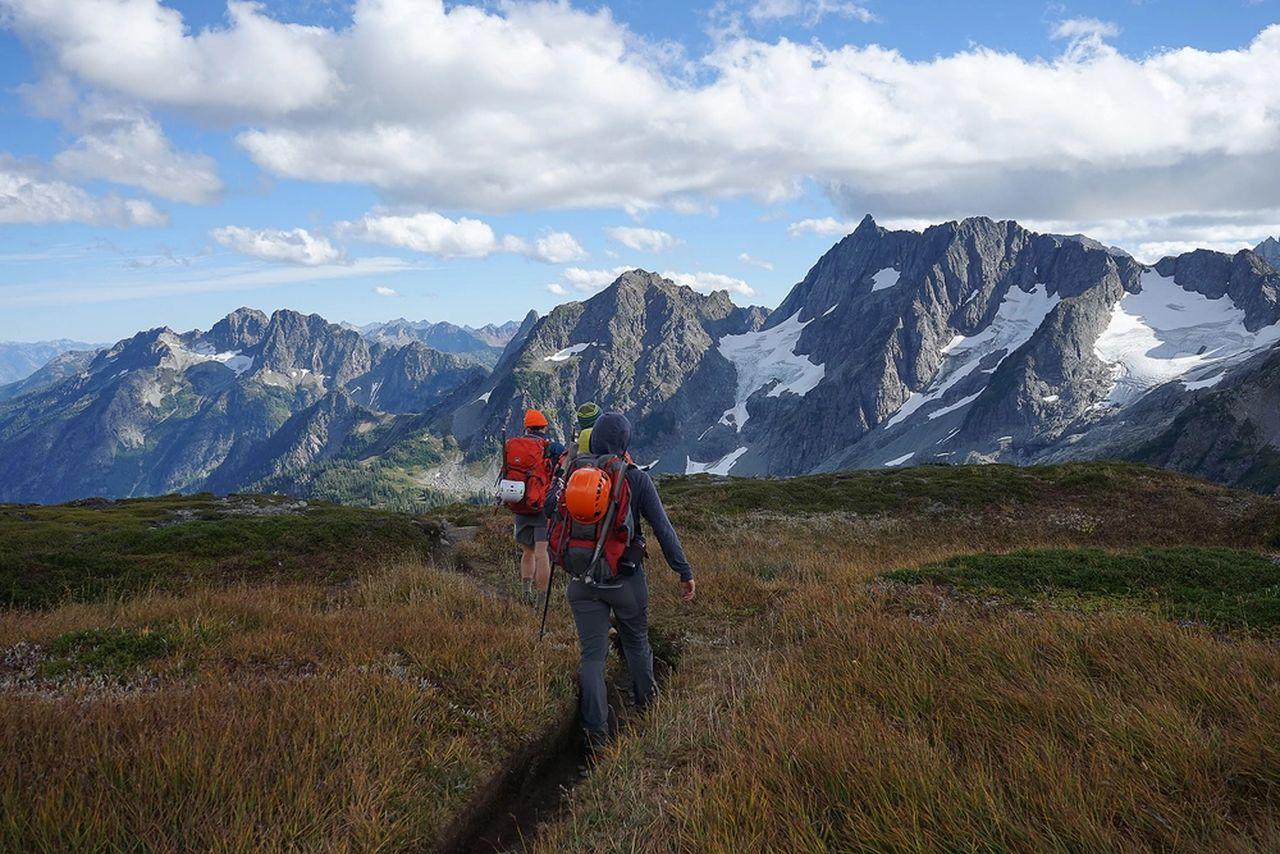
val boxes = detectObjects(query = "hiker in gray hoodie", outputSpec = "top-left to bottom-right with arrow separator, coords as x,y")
570,412 -> 696,749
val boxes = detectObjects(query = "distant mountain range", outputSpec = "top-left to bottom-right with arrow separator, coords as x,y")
0,339 -> 101,385
347,317 -> 529,368
4,220 -> 1280,505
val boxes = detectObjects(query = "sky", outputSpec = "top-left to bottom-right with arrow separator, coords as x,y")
1,0 -> 1279,343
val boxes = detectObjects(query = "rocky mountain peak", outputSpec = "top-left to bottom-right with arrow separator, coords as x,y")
256,309 -> 372,387
1256,237 -> 1280,271
206,307 -> 269,353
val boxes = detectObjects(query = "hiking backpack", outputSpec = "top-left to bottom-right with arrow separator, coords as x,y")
497,434 -> 553,514
549,452 -> 638,584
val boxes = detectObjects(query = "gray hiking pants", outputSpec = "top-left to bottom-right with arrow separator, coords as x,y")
566,570 -> 656,735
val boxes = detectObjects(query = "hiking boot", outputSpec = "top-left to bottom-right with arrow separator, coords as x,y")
584,728 -> 609,751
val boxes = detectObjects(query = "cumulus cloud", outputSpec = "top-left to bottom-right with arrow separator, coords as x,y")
8,1 -> 1280,246
560,266 -> 635,292
339,211 -> 498,258
528,231 -> 588,263
787,217 -> 858,237
211,225 -> 341,266
373,285 -> 401,297
606,226 -> 680,253
0,156 -> 166,226
546,282 -> 569,296
53,102 -> 222,204
738,252 -> 774,270
1,0 -> 336,116
340,211 -> 585,262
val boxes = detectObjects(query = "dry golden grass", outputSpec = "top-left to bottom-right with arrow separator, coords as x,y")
5,464 -> 1280,851
0,561 -> 576,851
535,467 -> 1280,853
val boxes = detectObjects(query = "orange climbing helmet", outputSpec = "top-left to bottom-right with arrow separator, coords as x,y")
564,466 -> 611,524
524,408 -> 549,430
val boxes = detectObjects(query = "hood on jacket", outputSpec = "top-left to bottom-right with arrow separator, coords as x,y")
589,412 -> 631,455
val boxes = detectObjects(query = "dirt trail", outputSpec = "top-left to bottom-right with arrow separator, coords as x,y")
432,523 -> 672,854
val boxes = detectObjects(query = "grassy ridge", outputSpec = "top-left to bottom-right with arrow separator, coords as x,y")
887,546 -> 1280,633
535,463 -> 1280,852
0,494 -> 433,608
4,462 -> 1280,851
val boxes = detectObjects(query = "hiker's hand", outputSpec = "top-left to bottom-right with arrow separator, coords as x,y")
680,579 -> 696,602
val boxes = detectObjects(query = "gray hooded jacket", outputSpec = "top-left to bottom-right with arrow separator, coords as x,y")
589,413 -> 694,582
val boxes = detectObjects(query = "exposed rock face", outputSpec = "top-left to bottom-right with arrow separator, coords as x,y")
460,217 -> 1280,489
351,343 -> 487,414
451,270 -> 769,466
356,317 -> 524,368
1118,347 -> 1280,494
10,217 -> 1280,503
0,309 -> 482,503
1256,237 -> 1280,271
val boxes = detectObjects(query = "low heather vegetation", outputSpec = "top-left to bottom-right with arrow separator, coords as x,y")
3,462 -> 1279,851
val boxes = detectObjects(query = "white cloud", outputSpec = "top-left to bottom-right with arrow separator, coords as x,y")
1051,18 -> 1121,43
340,211 -> 585,263
529,231 -> 588,263
663,270 -> 756,297
211,225 -> 341,266
53,102 -> 222,204
0,156 -> 166,227
553,265 -> 755,298
787,217 -> 858,237
749,0 -> 878,25
8,0 -> 1280,242
1,0 -> 336,116
606,226 -> 680,253
738,252 -> 773,270
0,256 -> 417,307
1018,211 -> 1280,264
561,266 -> 635,292
373,285 -> 401,297
339,211 -> 498,258
546,282 -> 569,296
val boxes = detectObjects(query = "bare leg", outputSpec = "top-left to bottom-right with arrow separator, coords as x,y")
533,541 -> 552,592
519,543 -> 535,584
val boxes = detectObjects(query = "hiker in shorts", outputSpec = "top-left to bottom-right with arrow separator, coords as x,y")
511,409 -> 563,600
566,412 -> 695,750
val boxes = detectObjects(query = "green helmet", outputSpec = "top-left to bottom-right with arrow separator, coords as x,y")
576,401 -> 602,429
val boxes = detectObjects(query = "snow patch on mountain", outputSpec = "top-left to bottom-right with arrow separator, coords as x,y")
717,311 -> 826,431
1093,270 -> 1280,406
686,446 -> 748,475
545,343 -> 593,362
871,267 -> 899,292
883,451 -> 914,467
885,284 -> 1061,428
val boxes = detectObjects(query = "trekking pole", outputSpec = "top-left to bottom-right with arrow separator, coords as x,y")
539,560 -> 556,640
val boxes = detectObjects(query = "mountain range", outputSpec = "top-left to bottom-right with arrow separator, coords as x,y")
347,317 -> 527,368
0,339 -> 100,385
4,216 -> 1280,506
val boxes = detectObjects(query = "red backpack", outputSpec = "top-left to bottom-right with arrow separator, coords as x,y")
498,434 -> 552,514
549,452 -> 638,584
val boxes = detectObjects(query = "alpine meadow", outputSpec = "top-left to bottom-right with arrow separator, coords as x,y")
3,1 -> 1280,852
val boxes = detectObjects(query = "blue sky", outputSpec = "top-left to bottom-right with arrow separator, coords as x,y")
1,0 -> 1278,343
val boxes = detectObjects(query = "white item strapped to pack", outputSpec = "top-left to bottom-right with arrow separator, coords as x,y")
496,479 -> 527,504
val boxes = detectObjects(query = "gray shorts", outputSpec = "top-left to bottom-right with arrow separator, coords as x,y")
513,512 -> 547,546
